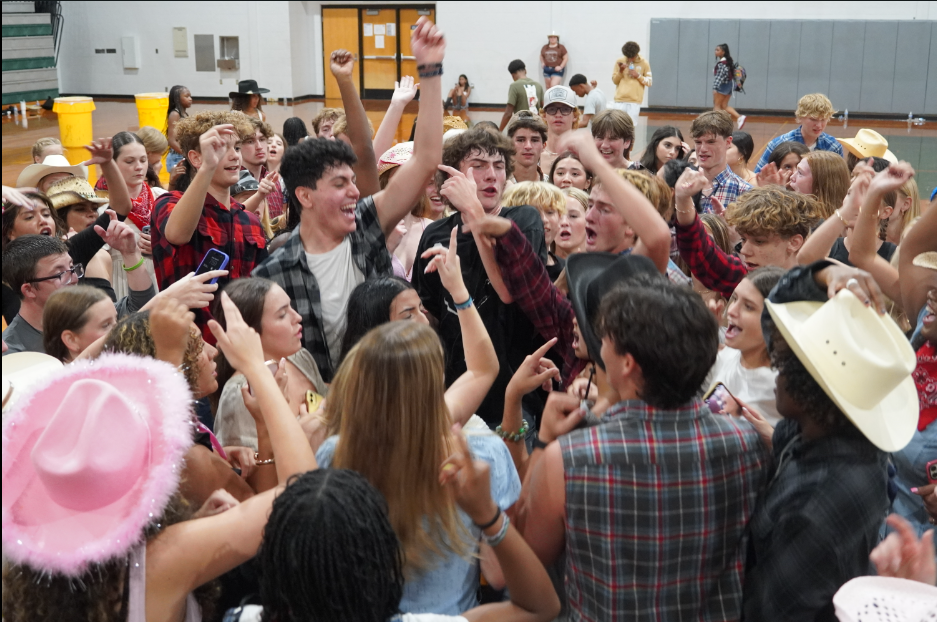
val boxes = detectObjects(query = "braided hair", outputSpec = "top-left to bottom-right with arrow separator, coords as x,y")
258,469 -> 404,622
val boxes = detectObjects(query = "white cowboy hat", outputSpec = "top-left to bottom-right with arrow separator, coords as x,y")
1,352 -> 63,416
15,154 -> 88,189
833,576 -> 937,622
765,288 -> 917,452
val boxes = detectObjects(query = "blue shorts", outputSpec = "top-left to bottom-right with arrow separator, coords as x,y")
714,81 -> 733,96
544,66 -> 565,78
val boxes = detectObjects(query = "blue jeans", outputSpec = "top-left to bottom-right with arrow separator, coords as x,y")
165,149 -> 184,171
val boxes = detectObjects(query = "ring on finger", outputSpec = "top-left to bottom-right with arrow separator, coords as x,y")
845,278 -> 860,288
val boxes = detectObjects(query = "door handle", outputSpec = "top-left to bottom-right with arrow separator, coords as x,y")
363,55 -> 397,60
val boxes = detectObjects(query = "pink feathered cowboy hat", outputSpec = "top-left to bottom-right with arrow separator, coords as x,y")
1,353 -> 195,576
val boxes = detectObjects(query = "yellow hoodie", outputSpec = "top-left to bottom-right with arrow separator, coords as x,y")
611,55 -> 652,104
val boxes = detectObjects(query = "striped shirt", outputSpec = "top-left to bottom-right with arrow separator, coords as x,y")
559,399 -> 768,622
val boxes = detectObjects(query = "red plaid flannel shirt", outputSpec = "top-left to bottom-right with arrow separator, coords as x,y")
151,191 -> 268,340
675,213 -> 747,299
495,221 -> 587,388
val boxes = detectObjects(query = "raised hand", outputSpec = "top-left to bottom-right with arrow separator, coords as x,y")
539,391 -> 586,444
391,75 -> 419,105
553,129 -> 603,168
93,209 -> 136,253
420,226 -> 469,302
675,166 -> 710,199
710,196 -> 726,218
411,16 -> 445,67
198,124 -> 237,171
82,137 -> 114,166
330,49 -> 355,79
257,171 -> 280,196
814,264 -> 886,314
869,161 -> 915,195
2,185 -> 37,210
208,292 -> 266,375
437,164 -> 483,220
148,295 -> 196,367
507,338 -> 560,397
755,162 -> 782,187
158,269 -> 227,309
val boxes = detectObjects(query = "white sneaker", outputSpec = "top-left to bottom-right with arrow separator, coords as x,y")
737,115 -> 747,130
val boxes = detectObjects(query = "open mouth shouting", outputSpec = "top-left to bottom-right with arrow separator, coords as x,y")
725,322 -> 741,342
585,226 -> 598,247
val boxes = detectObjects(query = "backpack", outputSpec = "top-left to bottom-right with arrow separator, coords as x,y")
733,63 -> 747,94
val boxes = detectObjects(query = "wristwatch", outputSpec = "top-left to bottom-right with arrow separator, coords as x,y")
531,436 -> 549,451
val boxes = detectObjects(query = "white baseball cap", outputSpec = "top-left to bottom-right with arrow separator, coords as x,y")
544,86 -> 577,109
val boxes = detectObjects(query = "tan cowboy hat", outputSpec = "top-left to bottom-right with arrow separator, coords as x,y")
838,129 -> 897,163
46,176 -> 108,210
15,154 -> 87,189
765,289 -> 917,452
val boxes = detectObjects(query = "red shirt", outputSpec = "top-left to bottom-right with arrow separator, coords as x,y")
151,191 -> 268,340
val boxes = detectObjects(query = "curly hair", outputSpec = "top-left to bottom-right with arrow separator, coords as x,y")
795,93 -> 836,120
258,469 -> 404,622
725,186 -> 821,239
311,107 -> 344,134
332,114 -> 374,139
1,493 -> 219,622
765,323 -> 849,432
175,110 -> 255,158
622,41 -> 640,58
435,126 -> 515,195
102,310 -> 203,392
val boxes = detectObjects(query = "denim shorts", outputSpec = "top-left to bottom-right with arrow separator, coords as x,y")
544,66 -> 565,78
714,81 -> 733,96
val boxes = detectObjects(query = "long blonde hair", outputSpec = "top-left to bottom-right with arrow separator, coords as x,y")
329,322 -> 469,572
898,177 -> 921,231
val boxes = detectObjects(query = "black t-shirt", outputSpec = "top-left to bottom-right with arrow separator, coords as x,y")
547,252 -> 566,282
828,237 -> 896,268
412,205 -> 546,427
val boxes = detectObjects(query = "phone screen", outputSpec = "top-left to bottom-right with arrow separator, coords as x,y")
704,382 -> 739,416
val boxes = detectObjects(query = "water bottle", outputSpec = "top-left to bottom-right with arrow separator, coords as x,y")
628,62 -> 635,71
843,109 -> 848,123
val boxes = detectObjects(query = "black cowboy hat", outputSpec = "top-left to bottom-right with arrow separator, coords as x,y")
229,79 -> 270,97
566,252 -> 661,370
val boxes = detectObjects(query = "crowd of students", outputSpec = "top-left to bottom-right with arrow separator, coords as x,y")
2,18 -> 936,622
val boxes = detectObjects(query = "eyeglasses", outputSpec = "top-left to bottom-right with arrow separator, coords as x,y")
544,105 -> 573,116
28,263 -> 84,284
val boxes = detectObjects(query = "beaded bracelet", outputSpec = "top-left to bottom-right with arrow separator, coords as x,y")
254,452 -> 275,466
495,422 -> 528,442
123,256 -> 145,272
453,296 -> 474,311
482,512 -> 510,547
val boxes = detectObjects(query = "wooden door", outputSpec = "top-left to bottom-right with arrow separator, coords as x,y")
322,8 -> 360,102
361,8 -> 397,96
399,7 -> 435,83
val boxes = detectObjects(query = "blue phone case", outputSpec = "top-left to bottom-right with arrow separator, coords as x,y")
195,249 -> 230,284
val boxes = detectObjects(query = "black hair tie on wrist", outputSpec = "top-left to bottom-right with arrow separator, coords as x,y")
474,506 -> 501,530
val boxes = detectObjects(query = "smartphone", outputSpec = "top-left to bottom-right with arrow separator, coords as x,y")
195,248 -> 230,284
141,225 -> 150,234
704,382 -> 737,415
264,359 -> 279,375
306,390 -> 325,413
928,459 -> 937,484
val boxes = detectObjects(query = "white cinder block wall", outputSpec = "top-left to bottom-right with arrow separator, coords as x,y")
57,0 -> 934,104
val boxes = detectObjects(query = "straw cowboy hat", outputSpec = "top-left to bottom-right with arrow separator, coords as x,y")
838,129 -> 897,163
45,176 -> 109,210
1,353 -> 194,575
765,288 -> 917,452
912,251 -> 937,272
15,154 -> 87,189
229,79 -> 269,98
377,141 -> 413,175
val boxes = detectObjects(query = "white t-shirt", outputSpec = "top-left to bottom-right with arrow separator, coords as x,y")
708,347 -> 782,426
583,88 -> 608,125
305,237 -> 364,369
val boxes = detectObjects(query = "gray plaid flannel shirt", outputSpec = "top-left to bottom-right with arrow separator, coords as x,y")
252,195 -> 391,382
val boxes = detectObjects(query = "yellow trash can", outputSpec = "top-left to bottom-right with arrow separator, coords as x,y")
53,96 -> 96,183
134,92 -> 169,133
